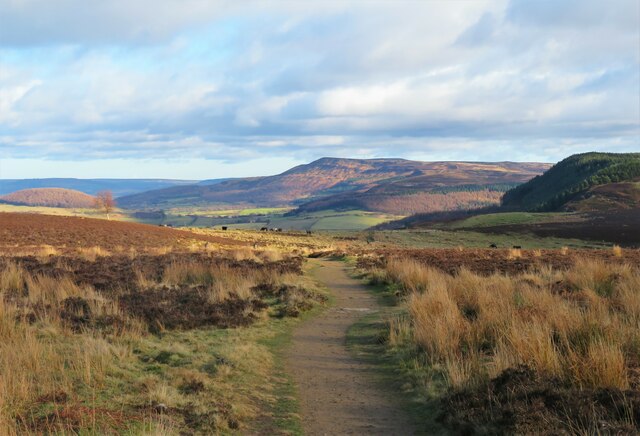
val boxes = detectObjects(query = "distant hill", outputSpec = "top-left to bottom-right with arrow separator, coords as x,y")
502,152 -> 640,211
563,180 -> 640,212
292,161 -> 548,215
0,178 -> 202,197
0,188 -> 96,208
118,158 -> 550,211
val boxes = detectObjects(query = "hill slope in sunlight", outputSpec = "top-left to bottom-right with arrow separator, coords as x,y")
502,152 -> 640,211
118,157 -> 550,211
0,188 -> 96,208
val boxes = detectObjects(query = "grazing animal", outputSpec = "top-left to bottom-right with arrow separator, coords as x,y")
221,226 -> 228,231
512,245 -> 522,249
275,228 -> 282,232
306,230 -> 312,235
260,227 -> 268,231
489,243 -> 498,248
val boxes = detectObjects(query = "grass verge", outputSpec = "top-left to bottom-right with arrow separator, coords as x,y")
345,274 -> 449,435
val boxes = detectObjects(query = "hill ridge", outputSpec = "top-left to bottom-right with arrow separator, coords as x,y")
502,152 -> 640,211
117,157 -> 550,211
0,188 -> 96,208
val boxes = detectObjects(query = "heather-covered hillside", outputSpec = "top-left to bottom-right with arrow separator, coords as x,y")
0,188 -> 96,208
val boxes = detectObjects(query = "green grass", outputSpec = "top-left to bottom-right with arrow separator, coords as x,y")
346,271 -> 448,435
224,222 -> 269,230
167,207 -> 292,217
0,204 -> 96,216
444,212 -> 568,230
79,294 -> 331,434
0,204 -> 134,221
256,261 -> 333,435
368,229 -> 606,249
311,214 -> 390,230
267,210 -> 402,231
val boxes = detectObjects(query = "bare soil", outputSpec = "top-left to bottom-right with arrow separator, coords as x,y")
288,260 -> 414,435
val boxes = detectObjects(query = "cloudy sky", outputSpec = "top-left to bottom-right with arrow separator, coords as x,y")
0,0 -> 638,179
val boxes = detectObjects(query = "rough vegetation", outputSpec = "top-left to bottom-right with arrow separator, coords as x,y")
0,246 -> 324,434
293,189 -> 507,215
459,209 -> 640,246
360,249 -> 640,434
502,152 -> 640,211
0,188 -> 96,208
0,213 -> 244,254
118,157 -> 548,210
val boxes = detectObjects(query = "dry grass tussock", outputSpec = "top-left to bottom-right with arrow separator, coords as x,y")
613,244 -> 623,257
385,257 -> 640,391
161,261 -> 280,304
77,246 -> 111,261
0,262 -> 143,434
0,250 -> 319,433
507,248 -> 522,259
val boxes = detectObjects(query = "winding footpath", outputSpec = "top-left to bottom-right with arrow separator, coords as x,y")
287,259 -> 415,435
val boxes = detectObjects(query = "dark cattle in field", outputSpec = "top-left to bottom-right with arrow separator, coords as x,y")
221,226 -> 228,231
260,227 -> 268,231
512,245 -> 522,249
306,230 -> 312,235
489,243 -> 498,248
276,228 -> 282,232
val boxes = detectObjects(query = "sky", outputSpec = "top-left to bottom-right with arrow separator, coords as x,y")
0,0 -> 638,179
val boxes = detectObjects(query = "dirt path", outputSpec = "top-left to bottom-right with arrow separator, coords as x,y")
287,259 -> 414,435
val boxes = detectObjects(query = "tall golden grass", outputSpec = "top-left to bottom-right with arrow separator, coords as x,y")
385,257 -> 640,390
160,261 -> 283,303
0,249 -> 311,433
0,262 -> 141,433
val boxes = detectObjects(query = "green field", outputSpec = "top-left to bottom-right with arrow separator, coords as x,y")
368,229 -> 607,249
264,210 -> 402,231
0,204 -> 126,220
167,207 -> 292,217
444,211 -> 572,230
0,204 -> 92,216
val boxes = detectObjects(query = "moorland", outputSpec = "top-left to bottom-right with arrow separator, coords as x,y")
1,151 -> 639,434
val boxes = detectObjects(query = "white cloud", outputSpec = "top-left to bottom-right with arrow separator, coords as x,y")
0,0 -> 637,173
